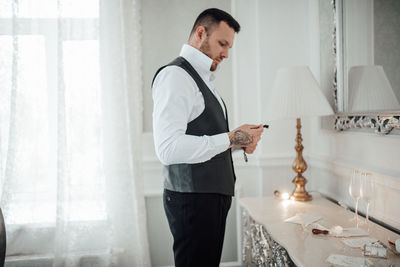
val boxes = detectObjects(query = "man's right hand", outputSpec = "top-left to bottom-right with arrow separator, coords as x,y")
227,124 -> 263,151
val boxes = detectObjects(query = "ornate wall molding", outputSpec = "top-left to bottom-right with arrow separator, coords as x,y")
332,0 -> 338,113
335,114 -> 400,134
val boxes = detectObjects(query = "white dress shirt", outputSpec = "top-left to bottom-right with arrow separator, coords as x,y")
152,44 -> 230,165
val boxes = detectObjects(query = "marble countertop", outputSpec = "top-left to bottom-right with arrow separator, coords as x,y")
239,194 -> 400,266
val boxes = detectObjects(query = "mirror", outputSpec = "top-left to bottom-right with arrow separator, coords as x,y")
333,0 -> 400,134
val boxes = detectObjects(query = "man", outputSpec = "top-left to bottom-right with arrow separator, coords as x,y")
152,8 -> 263,267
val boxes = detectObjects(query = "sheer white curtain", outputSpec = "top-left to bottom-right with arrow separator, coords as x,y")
0,0 -> 150,266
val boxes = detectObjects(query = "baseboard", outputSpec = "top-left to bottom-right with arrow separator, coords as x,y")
159,261 -> 242,267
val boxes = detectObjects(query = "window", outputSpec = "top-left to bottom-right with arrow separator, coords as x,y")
0,0 -> 106,225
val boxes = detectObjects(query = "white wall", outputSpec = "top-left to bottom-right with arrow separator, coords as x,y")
232,0 -> 315,197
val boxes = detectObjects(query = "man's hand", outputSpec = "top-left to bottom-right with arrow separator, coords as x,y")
243,142 -> 258,154
227,124 -> 263,153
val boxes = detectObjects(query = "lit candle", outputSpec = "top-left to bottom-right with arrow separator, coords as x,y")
282,192 -> 290,200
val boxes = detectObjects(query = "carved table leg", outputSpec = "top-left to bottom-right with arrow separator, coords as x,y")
242,209 -> 296,267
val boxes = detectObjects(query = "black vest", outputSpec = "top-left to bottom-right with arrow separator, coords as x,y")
152,57 -> 236,196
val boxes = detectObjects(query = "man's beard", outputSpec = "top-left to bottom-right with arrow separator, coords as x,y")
199,37 -> 218,71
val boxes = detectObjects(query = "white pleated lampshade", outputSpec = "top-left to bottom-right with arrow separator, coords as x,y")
265,66 -> 334,120
348,65 -> 400,112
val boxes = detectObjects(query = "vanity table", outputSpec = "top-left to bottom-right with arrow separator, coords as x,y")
240,194 -> 400,266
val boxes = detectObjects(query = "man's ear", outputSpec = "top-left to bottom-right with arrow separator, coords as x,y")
195,26 -> 207,42
188,26 -> 207,48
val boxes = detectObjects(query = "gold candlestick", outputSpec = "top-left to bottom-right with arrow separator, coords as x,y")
291,118 -> 312,201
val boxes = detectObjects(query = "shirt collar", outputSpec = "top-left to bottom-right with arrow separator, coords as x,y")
179,44 -> 215,82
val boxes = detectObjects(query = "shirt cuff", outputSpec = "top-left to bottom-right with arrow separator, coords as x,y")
213,132 -> 230,150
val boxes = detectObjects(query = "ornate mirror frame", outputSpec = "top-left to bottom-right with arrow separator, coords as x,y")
332,0 -> 400,135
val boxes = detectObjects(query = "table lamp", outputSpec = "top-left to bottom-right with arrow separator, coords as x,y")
266,66 -> 334,201
348,65 -> 400,112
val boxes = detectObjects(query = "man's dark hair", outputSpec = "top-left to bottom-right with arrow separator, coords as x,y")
189,8 -> 240,38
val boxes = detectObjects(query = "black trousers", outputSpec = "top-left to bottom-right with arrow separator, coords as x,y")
163,189 -> 232,267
